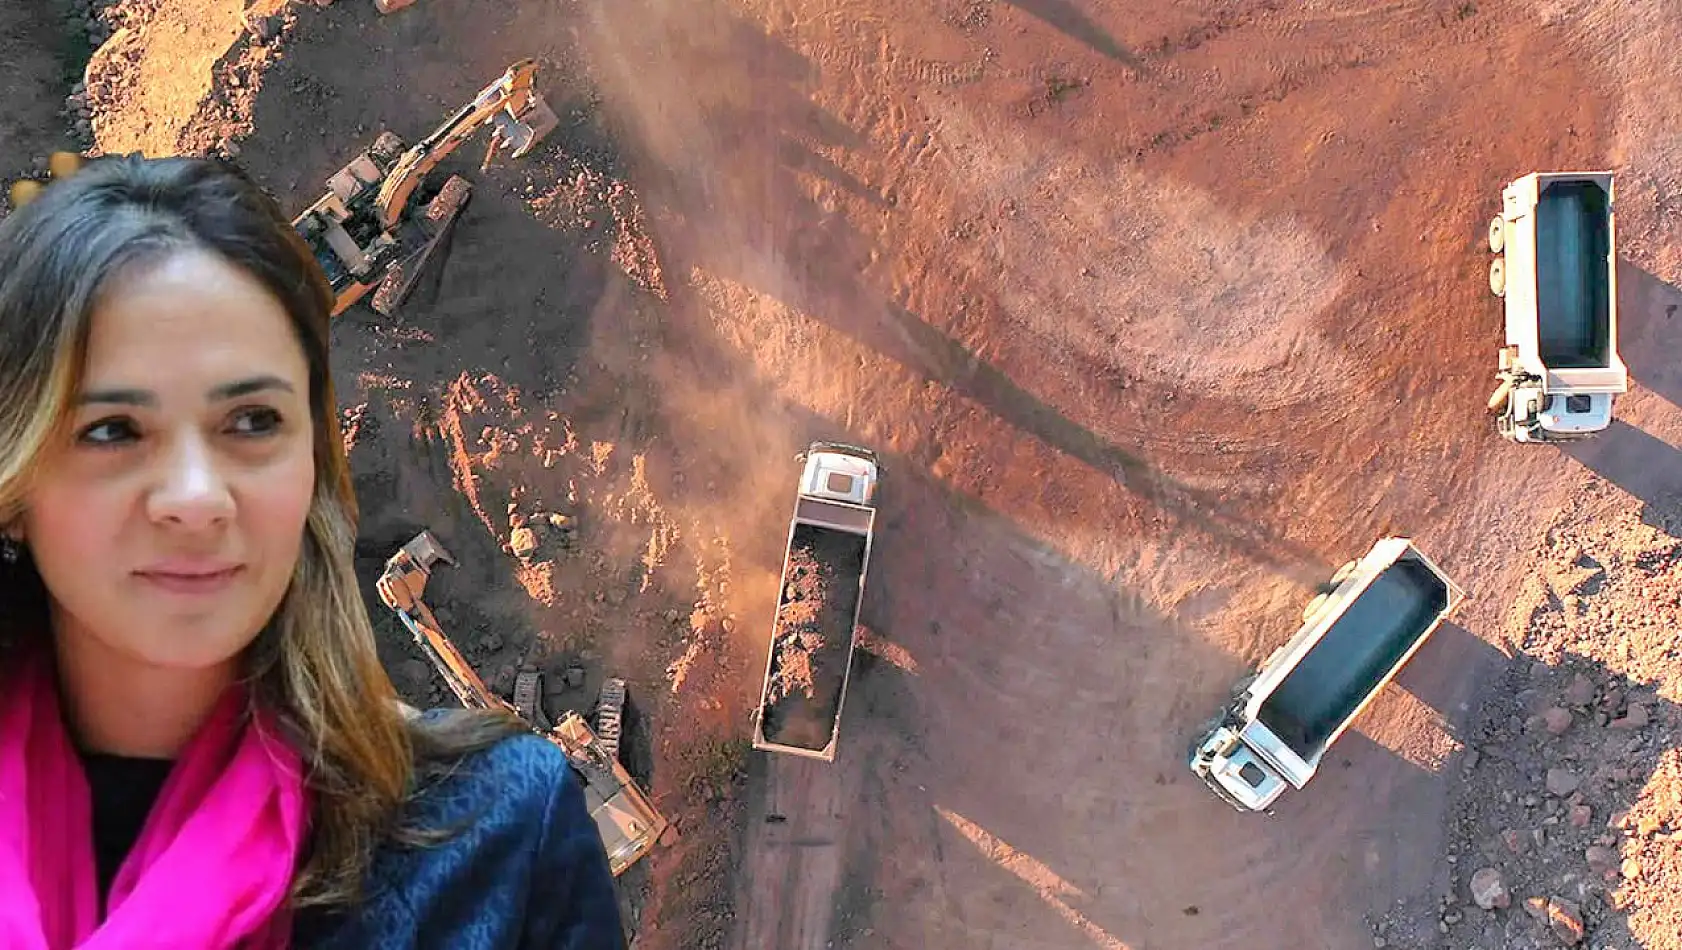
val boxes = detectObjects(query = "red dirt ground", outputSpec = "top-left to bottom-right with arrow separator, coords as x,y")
5,0 -> 1682,947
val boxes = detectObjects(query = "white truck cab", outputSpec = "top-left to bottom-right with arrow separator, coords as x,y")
797,442 -> 881,507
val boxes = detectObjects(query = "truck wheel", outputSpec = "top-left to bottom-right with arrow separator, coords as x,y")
1302,592 -> 1329,623
1329,559 -> 1359,586
1489,257 -> 1506,297
1487,214 -> 1505,254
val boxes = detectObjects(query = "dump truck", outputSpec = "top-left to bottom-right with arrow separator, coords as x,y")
376,530 -> 671,875
1189,537 -> 1466,813
751,442 -> 882,762
290,59 -> 558,318
1486,171 -> 1628,443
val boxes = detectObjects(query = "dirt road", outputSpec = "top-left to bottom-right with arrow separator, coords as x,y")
731,754 -> 862,950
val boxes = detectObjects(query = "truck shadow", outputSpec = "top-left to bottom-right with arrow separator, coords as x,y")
1561,421 -> 1682,538
1427,651 -> 1682,950
1617,260 -> 1682,409
1393,621 -> 1513,729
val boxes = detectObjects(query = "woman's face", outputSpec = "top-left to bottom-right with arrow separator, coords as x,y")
18,247 -> 316,674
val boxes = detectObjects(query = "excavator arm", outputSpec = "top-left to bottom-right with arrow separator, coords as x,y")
374,58 -> 558,229
375,531 -> 505,713
374,530 -> 674,876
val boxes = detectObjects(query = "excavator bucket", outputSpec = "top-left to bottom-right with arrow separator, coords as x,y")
375,529 -> 455,613
494,91 -> 560,161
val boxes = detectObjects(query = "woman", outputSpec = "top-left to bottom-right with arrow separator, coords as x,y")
0,154 -> 626,948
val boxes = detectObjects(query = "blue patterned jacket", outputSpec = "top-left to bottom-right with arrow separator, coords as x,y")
293,728 -> 628,950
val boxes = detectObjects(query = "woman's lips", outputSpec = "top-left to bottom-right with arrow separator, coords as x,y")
134,565 -> 245,595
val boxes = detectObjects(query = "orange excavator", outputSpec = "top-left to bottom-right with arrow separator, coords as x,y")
289,59 -> 558,318
375,530 -> 673,876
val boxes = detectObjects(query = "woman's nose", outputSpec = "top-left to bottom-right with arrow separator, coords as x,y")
144,434 -> 236,529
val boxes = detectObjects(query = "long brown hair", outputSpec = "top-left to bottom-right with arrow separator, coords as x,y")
0,155 -> 522,907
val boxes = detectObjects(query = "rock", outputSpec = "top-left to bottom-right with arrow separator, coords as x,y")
1564,673 -> 1596,707
1547,768 -> 1581,796
1585,845 -> 1618,875
1545,897 -> 1585,944
1569,805 -> 1592,827
509,526 -> 538,557
1470,867 -> 1510,910
1543,706 -> 1573,735
1611,703 -> 1649,730
247,13 -> 280,41
509,511 -> 529,529
1621,857 -> 1642,880
1501,829 -> 1527,854
548,513 -> 575,531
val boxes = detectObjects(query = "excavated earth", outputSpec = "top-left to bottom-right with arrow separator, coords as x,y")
4,0 -> 1682,948
763,532 -> 862,751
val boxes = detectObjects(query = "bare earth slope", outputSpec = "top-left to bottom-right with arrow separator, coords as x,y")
10,0 -> 1681,948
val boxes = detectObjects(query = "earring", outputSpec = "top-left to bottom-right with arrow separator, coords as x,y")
1,537 -> 20,564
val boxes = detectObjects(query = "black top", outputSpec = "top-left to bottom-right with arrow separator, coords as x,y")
79,751 -> 175,908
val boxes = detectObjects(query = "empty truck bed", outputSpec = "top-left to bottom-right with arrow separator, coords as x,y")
1535,180 -> 1613,369
1258,559 -> 1450,759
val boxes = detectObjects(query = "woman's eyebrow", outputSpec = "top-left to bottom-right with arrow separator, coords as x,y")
208,374 -> 297,401
75,375 -> 298,407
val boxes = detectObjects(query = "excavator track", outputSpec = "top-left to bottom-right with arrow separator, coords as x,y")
369,176 -> 473,317
422,175 -> 473,234
595,677 -> 627,763
513,668 -> 545,727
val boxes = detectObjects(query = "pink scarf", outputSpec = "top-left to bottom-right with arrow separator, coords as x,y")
0,649 -> 307,949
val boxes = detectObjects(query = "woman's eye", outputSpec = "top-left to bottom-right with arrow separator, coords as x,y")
229,406 -> 284,436
77,418 -> 138,445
